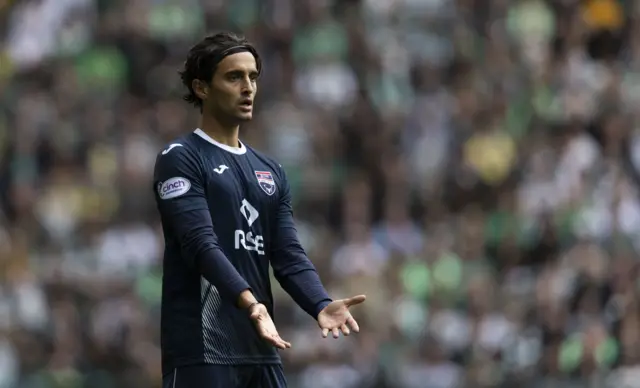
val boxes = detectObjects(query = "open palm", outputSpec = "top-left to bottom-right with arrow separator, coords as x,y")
317,295 -> 366,338
249,303 -> 291,350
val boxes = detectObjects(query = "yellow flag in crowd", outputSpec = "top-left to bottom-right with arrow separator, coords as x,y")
583,0 -> 624,30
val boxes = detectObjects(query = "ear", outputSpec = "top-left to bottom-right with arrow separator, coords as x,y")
192,79 -> 209,101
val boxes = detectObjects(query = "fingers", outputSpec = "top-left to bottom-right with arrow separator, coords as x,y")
261,330 -> 291,349
251,310 -> 291,349
344,294 -> 366,307
321,323 -> 352,338
347,316 -> 360,333
266,334 -> 291,350
275,336 -> 292,349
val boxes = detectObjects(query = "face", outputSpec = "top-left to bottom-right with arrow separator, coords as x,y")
196,51 -> 258,122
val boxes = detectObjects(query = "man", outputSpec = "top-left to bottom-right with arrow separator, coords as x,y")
154,32 -> 366,388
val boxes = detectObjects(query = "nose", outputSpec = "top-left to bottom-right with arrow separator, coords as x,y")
241,77 -> 254,95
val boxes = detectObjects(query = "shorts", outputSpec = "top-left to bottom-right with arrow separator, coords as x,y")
163,364 -> 287,388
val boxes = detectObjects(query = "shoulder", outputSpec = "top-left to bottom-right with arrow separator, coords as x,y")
154,134 -> 203,177
155,133 -> 209,168
157,134 -> 199,160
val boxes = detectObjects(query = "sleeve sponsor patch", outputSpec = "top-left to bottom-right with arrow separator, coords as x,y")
158,177 -> 191,199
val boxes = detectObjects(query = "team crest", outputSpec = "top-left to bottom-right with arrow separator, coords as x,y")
255,171 -> 276,196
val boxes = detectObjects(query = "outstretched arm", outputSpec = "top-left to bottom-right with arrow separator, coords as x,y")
270,166 -> 365,336
269,169 -> 333,318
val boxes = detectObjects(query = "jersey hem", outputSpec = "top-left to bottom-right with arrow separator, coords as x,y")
163,356 -> 282,376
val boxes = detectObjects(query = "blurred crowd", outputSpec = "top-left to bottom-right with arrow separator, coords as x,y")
2,0 -> 640,387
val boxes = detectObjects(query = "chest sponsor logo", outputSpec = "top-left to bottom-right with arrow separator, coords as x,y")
158,177 -> 191,199
235,199 -> 264,255
255,170 -> 276,196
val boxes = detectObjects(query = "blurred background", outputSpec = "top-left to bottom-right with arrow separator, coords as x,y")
2,0 -> 640,387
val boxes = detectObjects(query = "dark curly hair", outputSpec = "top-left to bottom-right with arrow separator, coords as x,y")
178,32 -> 262,109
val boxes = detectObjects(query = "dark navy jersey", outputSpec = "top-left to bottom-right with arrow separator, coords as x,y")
154,129 -> 330,375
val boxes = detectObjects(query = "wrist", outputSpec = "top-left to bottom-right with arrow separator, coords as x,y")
247,302 -> 267,321
237,289 -> 258,309
314,299 -> 332,319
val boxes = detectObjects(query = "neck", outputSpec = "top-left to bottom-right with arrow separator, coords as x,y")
200,112 -> 241,148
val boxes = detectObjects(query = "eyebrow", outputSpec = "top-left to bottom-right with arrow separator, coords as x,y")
225,69 -> 259,75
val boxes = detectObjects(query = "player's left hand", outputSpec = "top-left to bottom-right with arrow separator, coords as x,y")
317,295 -> 366,339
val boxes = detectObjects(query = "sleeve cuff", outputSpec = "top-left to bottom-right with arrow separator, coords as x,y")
314,299 -> 333,319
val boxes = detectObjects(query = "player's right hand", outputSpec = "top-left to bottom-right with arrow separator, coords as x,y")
248,303 -> 292,350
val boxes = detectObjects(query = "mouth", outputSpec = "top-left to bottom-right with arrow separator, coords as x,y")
239,99 -> 253,112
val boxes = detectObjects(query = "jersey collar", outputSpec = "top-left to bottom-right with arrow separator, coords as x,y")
194,128 -> 247,155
